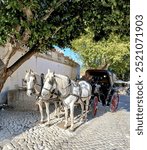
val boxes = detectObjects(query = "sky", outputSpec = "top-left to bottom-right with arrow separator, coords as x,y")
54,46 -> 83,66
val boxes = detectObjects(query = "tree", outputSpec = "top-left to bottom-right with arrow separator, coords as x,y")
71,30 -> 130,80
0,0 -> 129,91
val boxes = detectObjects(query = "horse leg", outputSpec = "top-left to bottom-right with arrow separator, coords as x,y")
54,101 -> 58,117
79,100 -> 84,122
64,106 -> 68,129
54,101 -> 60,118
57,101 -> 61,118
37,100 -> 44,123
44,102 -> 50,125
60,101 -> 64,112
69,102 -> 75,131
85,97 -> 90,121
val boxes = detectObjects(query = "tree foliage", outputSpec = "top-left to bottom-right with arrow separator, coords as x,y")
71,30 -> 130,80
0,0 -> 130,91
0,0 -> 129,49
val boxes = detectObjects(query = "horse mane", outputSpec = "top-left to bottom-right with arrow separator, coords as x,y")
51,73 -> 71,97
54,74 -> 70,83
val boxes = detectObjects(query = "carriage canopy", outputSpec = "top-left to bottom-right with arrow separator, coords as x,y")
84,69 -> 116,87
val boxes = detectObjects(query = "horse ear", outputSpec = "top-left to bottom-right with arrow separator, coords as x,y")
50,72 -> 53,77
28,69 -> 31,73
31,71 -> 35,75
48,69 -> 51,73
53,71 -> 55,77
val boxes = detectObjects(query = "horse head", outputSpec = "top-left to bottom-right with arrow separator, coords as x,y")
41,69 -> 56,98
24,69 -> 36,96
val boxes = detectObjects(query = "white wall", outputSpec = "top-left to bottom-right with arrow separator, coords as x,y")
2,51 -> 79,92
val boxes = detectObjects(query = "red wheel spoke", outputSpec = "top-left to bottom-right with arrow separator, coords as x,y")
110,94 -> 119,112
93,96 -> 98,116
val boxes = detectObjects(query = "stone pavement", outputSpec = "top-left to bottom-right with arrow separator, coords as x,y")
0,95 -> 130,150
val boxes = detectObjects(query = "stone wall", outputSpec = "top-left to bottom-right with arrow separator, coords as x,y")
7,89 -> 38,111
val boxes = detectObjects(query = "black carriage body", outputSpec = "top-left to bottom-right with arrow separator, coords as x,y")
83,69 -> 119,115
85,69 -> 116,105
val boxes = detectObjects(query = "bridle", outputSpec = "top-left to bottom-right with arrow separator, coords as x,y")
24,74 -> 35,91
25,74 -> 43,94
42,76 -> 57,93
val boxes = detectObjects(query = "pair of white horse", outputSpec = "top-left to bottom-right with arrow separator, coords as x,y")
24,69 -> 92,130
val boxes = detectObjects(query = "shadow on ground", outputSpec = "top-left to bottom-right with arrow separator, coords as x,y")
0,95 -> 130,146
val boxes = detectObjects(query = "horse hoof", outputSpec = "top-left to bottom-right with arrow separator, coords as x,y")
44,122 -> 50,126
64,125 -> 68,129
54,115 -> 60,118
40,120 -> 47,124
54,115 -> 58,118
80,118 -> 84,123
40,121 -> 44,124
61,109 -> 65,112
69,128 -> 74,132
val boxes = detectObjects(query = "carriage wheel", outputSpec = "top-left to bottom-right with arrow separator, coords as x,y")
110,93 -> 119,112
93,96 -> 99,116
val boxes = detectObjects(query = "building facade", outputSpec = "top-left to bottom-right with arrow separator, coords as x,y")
0,47 -> 80,104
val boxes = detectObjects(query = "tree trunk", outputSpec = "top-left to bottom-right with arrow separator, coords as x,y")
0,73 -> 7,92
0,44 -> 38,92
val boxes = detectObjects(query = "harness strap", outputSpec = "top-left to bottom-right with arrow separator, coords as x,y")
40,73 -> 44,93
35,73 -> 44,101
60,82 -> 90,100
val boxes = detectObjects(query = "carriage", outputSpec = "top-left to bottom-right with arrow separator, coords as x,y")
83,69 -> 120,116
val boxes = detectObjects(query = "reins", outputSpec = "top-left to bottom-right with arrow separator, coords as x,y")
54,74 -> 72,90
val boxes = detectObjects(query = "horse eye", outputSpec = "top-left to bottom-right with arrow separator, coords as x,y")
23,80 -> 27,83
49,80 -> 53,84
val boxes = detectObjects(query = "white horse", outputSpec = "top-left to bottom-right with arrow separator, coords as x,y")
24,69 -> 60,124
41,69 -> 92,130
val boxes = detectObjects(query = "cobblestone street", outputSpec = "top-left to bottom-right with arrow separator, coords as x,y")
0,95 -> 130,150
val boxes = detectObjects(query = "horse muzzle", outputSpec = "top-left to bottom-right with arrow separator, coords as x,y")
27,89 -> 35,96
